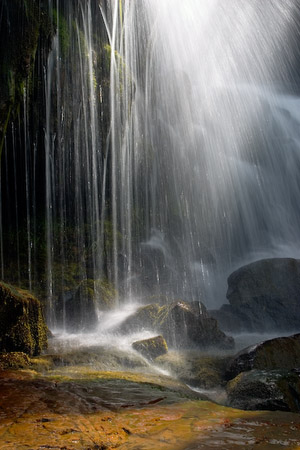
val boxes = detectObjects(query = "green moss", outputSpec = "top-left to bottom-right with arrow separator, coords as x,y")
0,352 -> 30,370
0,282 -> 48,356
227,372 -> 244,393
29,356 -> 53,372
102,43 -> 132,97
77,278 -> 117,310
52,8 -> 70,57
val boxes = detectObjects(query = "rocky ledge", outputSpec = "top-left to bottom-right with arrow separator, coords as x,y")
0,366 -> 300,449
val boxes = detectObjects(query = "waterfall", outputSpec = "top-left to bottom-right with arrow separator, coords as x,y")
108,0 -> 300,307
44,0 -> 108,328
1,0 -> 300,330
0,0 -> 112,330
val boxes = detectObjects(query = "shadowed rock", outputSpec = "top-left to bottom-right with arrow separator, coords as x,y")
225,333 -> 300,412
211,258 -> 300,332
226,333 -> 300,381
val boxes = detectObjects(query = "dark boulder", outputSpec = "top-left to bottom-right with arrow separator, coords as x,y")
226,333 -> 300,380
0,282 -> 47,356
120,300 -> 234,350
209,305 -> 247,334
211,258 -> 300,332
132,335 -> 168,360
226,369 -> 300,412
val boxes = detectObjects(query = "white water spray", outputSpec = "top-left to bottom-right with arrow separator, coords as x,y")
108,0 -> 300,307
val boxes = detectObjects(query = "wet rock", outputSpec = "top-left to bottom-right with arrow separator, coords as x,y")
0,282 -> 48,356
226,333 -> 300,380
46,345 -> 149,372
211,258 -> 300,332
120,300 -> 234,350
57,278 -> 117,332
1,366 -> 300,449
226,369 -> 300,412
132,336 -> 168,360
209,305 -> 246,334
156,350 -> 231,389
161,301 -> 234,349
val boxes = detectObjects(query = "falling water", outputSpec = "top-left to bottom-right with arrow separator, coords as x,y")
1,0 -> 300,330
108,0 -> 300,307
43,0 -> 109,328
0,0 -> 111,330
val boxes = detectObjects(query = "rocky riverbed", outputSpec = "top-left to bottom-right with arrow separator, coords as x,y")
1,341 -> 300,450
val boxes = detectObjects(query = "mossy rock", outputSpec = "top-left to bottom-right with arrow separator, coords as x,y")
0,351 -> 30,370
0,282 -> 48,356
132,335 -> 168,361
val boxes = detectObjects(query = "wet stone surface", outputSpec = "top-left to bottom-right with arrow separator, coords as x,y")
0,368 -> 300,449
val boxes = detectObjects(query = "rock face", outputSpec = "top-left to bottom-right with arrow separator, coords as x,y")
226,369 -> 300,412
120,300 -> 234,350
0,282 -> 47,356
132,336 -> 168,360
226,333 -> 300,380
211,258 -> 300,332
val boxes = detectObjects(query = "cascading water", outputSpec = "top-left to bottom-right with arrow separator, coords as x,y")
0,0 -> 113,331
43,0 -> 113,329
109,0 -> 300,307
1,0 -> 300,334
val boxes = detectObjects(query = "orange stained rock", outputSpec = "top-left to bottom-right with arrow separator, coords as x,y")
0,370 -> 300,449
